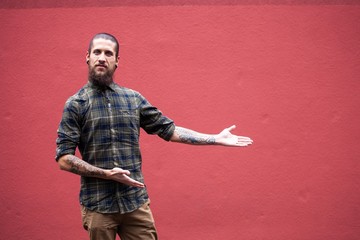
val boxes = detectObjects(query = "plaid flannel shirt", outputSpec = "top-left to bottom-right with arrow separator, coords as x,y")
56,82 -> 175,213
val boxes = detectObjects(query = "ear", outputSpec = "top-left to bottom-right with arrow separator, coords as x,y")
86,51 -> 90,64
115,55 -> 120,67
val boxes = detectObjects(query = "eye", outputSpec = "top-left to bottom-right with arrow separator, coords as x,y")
105,51 -> 114,57
93,49 -> 101,55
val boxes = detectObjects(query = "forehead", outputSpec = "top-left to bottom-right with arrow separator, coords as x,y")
90,38 -> 117,52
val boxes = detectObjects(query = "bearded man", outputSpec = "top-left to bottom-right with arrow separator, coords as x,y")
55,33 -> 253,240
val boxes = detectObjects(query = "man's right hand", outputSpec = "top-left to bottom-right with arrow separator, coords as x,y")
106,167 -> 145,188
58,155 -> 144,188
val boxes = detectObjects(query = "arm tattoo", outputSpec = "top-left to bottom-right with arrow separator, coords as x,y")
65,155 -> 107,178
175,127 -> 216,145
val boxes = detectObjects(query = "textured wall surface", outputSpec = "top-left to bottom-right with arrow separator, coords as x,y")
1,1 -> 359,239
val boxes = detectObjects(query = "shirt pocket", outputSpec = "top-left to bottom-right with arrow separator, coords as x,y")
115,109 -> 140,136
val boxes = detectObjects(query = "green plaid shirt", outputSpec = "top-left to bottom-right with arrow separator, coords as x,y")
56,82 -> 175,213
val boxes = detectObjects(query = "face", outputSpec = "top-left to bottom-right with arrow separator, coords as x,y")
86,38 -> 119,87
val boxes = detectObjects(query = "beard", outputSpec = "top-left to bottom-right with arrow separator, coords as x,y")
88,66 -> 115,89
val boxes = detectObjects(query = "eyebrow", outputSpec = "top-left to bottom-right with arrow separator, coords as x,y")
92,49 -> 114,54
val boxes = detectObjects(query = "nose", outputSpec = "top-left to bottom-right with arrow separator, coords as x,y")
98,53 -> 106,63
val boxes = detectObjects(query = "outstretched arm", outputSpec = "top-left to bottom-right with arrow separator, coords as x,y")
170,125 -> 253,147
57,154 -> 145,188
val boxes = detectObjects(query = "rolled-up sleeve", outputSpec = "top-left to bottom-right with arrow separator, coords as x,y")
55,98 -> 81,161
138,94 -> 175,141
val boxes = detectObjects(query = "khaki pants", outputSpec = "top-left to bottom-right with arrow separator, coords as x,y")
81,200 -> 158,240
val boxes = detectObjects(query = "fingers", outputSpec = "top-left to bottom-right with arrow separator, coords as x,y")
223,125 -> 253,146
238,136 -> 253,141
111,168 -> 145,188
124,174 -> 145,188
236,136 -> 253,146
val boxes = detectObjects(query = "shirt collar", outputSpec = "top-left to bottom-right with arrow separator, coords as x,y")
87,81 -> 118,92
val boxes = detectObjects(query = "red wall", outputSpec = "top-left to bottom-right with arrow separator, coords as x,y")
1,1 -> 359,239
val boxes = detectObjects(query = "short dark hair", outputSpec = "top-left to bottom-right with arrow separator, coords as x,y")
88,33 -> 119,58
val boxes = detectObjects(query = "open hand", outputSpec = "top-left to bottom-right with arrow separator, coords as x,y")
216,125 -> 253,147
107,167 -> 145,188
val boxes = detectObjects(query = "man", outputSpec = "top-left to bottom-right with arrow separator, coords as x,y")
56,33 -> 253,240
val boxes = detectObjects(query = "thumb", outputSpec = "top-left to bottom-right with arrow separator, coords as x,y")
226,125 -> 236,132
113,167 -> 131,175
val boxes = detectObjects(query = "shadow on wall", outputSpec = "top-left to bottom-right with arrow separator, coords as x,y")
1,0 -> 359,9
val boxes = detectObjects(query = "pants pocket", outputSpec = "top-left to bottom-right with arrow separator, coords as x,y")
80,205 -> 89,231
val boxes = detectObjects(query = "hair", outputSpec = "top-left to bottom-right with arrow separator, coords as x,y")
88,33 -> 120,58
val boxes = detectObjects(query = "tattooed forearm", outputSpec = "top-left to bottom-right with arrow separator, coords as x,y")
65,155 -> 107,178
174,127 -> 216,145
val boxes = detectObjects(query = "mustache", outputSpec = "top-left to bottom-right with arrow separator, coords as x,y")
96,63 -> 107,68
